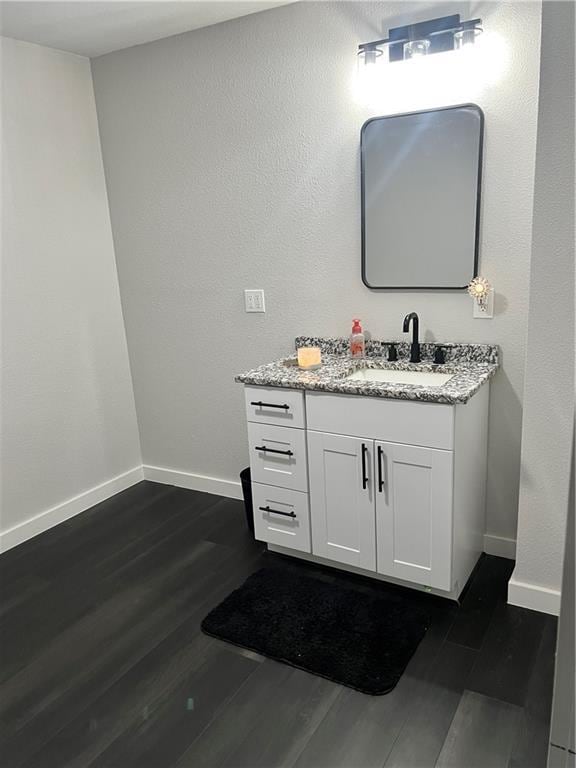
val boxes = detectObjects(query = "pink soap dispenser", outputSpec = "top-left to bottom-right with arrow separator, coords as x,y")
350,319 -> 365,358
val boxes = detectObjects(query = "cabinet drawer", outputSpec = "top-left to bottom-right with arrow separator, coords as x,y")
306,391 -> 454,450
245,386 -> 305,429
247,422 -> 308,492
252,483 -> 311,553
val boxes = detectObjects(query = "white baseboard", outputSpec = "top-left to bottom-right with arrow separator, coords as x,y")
142,464 -> 242,500
483,533 -> 517,560
508,576 -> 561,616
0,466 -> 144,554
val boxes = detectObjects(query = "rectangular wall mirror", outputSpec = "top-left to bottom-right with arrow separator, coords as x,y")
361,104 -> 484,289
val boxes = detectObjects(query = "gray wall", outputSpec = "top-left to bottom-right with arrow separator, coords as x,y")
1,38 -> 142,541
512,0 -> 575,602
92,1 -> 542,545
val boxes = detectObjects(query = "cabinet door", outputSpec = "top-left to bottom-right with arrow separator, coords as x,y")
308,431 -> 376,570
375,441 -> 453,590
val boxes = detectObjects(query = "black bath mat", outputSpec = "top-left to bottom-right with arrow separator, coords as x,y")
201,566 -> 430,695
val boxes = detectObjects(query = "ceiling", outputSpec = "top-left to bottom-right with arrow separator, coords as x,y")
0,1 -> 294,57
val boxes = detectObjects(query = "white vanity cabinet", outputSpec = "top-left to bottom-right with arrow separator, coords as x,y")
244,381 -> 489,599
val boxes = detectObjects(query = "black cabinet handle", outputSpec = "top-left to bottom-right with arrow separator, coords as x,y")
254,445 -> 294,456
361,443 -> 368,490
259,505 -> 296,518
377,446 -> 385,492
251,401 -> 290,410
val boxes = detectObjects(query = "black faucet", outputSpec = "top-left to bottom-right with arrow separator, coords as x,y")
403,312 -> 421,363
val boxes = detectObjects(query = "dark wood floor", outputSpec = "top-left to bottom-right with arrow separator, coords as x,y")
0,481 -> 556,768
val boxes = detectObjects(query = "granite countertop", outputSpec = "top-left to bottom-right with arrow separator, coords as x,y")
235,337 -> 499,405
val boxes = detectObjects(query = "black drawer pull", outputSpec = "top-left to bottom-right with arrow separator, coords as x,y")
377,446 -> 385,492
254,445 -> 294,456
259,505 -> 296,518
251,401 -> 290,410
361,443 -> 368,490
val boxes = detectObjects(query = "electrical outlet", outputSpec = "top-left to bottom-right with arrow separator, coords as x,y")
473,291 -> 494,319
244,289 -> 265,313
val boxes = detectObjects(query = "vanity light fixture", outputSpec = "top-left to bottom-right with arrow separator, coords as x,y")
357,13 -> 483,66
467,276 -> 492,312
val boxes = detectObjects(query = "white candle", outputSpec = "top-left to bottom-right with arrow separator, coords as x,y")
297,347 -> 322,369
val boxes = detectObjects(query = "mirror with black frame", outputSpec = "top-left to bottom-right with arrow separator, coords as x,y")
361,104 -> 484,290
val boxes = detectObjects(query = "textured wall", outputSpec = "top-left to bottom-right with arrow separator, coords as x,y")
1,38 -> 142,535
92,1 -> 542,543
513,0 -> 575,594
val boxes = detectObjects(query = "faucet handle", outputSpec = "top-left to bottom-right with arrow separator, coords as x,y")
434,346 -> 446,365
387,343 -> 398,362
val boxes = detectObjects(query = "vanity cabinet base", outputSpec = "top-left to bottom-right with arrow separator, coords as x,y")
245,382 -> 489,601
267,543 -> 467,602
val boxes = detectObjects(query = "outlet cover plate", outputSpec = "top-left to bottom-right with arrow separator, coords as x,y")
473,291 -> 494,319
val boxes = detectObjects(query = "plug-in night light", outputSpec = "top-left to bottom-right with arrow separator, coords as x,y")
467,276 -> 492,311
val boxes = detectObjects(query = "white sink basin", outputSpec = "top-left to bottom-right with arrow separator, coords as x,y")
345,368 -> 454,387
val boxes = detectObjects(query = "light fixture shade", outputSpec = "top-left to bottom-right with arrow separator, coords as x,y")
403,39 -> 430,60
357,46 -> 384,66
454,26 -> 482,49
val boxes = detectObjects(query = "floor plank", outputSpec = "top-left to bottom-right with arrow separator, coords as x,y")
174,659 -> 295,768
508,615 -> 558,768
89,647 -> 258,768
0,482 -> 172,587
383,641 -> 478,768
465,601 -> 549,706
0,491 -> 220,685
436,691 -> 523,768
291,601 -> 459,768
446,555 -> 515,649
2,540 -> 256,767
218,666 -> 340,768
0,483 -> 556,768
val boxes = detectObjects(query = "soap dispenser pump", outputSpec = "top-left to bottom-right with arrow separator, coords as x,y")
350,319 -> 365,358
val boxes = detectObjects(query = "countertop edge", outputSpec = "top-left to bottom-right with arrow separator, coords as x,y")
235,364 -> 498,406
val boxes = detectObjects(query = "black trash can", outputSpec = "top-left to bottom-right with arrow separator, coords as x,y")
240,467 -> 254,534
